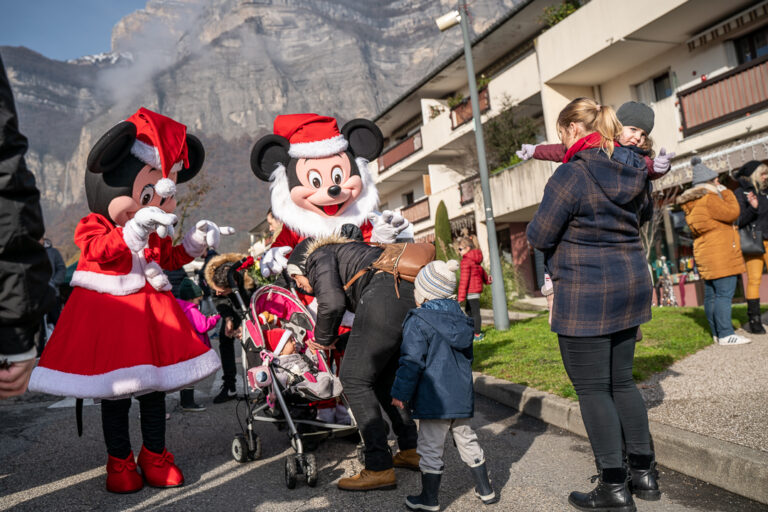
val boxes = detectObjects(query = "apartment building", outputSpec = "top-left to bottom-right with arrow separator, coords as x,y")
371,0 -> 768,297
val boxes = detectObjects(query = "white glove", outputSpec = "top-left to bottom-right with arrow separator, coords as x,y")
515,144 -> 536,161
652,147 -> 675,175
369,210 -> 410,243
261,246 -> 291,278
123,206 -> 178,252
183,220 -> 235,258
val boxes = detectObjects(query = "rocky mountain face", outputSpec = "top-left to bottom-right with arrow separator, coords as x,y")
2,0 -> 525,258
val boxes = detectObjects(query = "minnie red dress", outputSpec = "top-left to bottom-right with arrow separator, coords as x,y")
29,213 -> 221,399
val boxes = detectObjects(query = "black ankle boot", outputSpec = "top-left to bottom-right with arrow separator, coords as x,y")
405,472 -> 441,511
627,454 -> 660,501
568,468 -> 636,511
747,299 -> 766,334
470,462 -> 499,504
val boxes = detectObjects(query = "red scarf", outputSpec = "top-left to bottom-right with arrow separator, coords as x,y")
562,132 -> 618,163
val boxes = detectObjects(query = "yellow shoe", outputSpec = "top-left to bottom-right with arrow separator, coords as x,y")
337,468 -> 397,491
392,448 -> 420,471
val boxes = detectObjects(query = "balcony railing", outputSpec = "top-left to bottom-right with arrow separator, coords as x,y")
401,197 -> 430,223
678,54 -> 768,137
377,130 -> 422,173
450,87 -> 490,130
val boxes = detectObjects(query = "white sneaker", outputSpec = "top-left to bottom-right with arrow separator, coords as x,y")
712,335 -> 719,344
718,334 -> 752,346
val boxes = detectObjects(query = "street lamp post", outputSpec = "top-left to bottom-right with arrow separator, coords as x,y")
437,4 -> 509,330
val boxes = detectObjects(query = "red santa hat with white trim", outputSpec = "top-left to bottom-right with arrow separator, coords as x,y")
274,113 -> 349,159
126,107 -> 189,198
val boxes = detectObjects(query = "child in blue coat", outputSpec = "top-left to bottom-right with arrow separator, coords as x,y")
391,260 -> 498,511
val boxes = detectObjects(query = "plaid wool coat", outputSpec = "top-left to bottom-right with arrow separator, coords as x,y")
526,147 -> 653,337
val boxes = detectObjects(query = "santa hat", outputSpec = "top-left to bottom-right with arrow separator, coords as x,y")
126,107 -> 190,198
274,113 -> 349,159
264,328 -> 293,355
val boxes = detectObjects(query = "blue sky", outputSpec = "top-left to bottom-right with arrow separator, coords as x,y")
0,0 -> 147,61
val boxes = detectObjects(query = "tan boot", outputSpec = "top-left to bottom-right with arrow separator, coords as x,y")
392,448 -> 420,471
337,468 -> 397,491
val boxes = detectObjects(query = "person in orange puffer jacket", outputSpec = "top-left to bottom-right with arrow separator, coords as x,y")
457,237 -> 491,341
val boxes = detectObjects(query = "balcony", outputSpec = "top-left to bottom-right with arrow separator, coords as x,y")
678,54 -> 768,137
401,197 -> 430,223
459,177 -> 476,205
377,130 -> 422,173
450,87 -> 490,130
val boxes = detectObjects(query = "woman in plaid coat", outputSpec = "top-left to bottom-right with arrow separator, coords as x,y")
526,98 -> 656,511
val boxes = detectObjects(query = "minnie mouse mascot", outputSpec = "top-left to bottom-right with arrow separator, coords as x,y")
251,114 -> 410,276
29,108 -> 230,494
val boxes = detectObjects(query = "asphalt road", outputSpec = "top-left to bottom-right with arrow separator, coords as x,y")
1,380 -> 766,511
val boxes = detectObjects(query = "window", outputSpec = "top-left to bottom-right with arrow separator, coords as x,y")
403,191 -> 414,206
653,73 -> 673,101
734,24 -> 768,64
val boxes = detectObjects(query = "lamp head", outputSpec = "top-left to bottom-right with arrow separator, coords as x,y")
436,10 -> 460,31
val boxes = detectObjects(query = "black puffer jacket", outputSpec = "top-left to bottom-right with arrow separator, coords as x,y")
734,176 -> 768,239
0,54 -> 55,359
304,237 -> 383,346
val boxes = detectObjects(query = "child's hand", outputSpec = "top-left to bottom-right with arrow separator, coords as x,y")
653,148 -> 675,175
391,398 -> 405,409
516,144 -> 536,161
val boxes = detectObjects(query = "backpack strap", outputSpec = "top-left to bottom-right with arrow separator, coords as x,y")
343,268 -> 371,291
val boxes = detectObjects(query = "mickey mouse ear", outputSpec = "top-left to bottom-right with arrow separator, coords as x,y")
250,134 -> 291,181
341,119 -> 383,160
177,134 -> 205,183
86,121 -> 137,174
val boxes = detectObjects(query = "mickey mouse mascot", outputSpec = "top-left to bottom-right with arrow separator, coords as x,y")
29,108 -> 230,494
250,114 -> 410,276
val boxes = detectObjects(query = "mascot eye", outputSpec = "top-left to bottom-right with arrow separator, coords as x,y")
308,170 -> 323,189
140,185 -> 155,205
331,166 -> 344,185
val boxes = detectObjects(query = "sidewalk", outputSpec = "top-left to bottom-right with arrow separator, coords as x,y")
474,327 -> 768,505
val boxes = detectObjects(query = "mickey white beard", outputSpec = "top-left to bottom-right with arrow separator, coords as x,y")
269,157 -> 379,239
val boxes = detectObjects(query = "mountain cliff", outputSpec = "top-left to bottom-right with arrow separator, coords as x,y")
2,0 -> 525,257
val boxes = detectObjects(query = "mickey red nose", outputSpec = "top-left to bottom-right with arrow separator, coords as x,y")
328,185 -> 341,197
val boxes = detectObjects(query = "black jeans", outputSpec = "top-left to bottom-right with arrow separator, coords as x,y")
102,391 -> 166,459
219,330 -> 237,389
558,327 -> 652,469
465,298 -> 482,335
341,273 -> 418,471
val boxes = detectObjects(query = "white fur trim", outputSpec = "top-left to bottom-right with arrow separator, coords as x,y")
269,157 -> 379,239
273,330 -> 293,356
288,134 -> 348,159
130,139 -> 183,174
70,253 -> 146,296
28,349 -> 221,399
144,261 -> 172,292
154,178 -> 176,198
123,221 -> 148,252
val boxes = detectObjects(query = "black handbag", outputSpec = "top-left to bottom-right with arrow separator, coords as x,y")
739,223 -> 765,255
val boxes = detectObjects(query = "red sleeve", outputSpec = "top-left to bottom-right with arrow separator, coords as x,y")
74,214 -> 131,264
272,226 -> 301,257
458,256 -> 470,302
532,144 -> 567,163
480,266 -> 491,285
153,235 -> 194,271
360,220 -> 373,242
646,156 -> 664,180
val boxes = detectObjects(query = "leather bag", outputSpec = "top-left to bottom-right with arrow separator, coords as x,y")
344,242 -> 436,295
739,223 -> 765,255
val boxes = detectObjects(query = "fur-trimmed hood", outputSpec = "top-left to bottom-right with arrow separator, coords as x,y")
676,184 -> 718,206
304,234 -> 354,260
204,253 -> 254,293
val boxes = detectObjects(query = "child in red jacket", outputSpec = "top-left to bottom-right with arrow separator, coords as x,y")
457,237 -> 491,341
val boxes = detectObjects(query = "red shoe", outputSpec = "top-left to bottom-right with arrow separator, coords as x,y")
106,452 -> 144,494
137,446 -> 184,488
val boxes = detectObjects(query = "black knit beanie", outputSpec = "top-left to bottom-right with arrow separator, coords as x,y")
735,160 -> 763,179
616,101 -> 655,135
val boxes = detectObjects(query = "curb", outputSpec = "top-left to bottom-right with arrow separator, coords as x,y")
473,372 -> 768,505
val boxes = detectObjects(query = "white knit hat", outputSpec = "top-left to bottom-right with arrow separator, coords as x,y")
414,260 -> 460,306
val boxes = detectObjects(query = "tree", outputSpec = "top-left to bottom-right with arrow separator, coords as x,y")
484,96 -> 539,172
434,200 -> 458,261
172,171 -> 212,244
640,185 -> 680,261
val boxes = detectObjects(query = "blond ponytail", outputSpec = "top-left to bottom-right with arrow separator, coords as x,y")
557,97 -> 622,158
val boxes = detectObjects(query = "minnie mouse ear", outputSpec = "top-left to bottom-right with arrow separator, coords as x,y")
341,119 -> 383,160
86,121 -> 137,174
177,134 -> 205,183
250,134 -> 291,181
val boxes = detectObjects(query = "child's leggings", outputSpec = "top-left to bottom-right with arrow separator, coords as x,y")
417,418 -> 485,473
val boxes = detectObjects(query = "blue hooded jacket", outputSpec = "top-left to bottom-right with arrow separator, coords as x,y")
391,299 -> 475,419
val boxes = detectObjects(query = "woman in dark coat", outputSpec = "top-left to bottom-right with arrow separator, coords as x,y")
733,160 -> 768,334
294,235 -> 418,492
526,97 -> 656,511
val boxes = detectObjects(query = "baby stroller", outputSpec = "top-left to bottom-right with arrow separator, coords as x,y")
225,260 -> 358,489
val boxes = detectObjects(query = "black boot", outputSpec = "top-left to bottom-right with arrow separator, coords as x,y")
405,472 -> 441,511
180,389 -> 206,412
470,462 -> 499,505
627,454 -> 660,501
747,299 -> 765,334
568,468 -> 636,512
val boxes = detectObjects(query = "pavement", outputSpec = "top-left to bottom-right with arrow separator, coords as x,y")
473,321 -> 768,505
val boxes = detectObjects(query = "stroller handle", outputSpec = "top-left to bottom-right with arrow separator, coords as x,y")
227,257 -> 251,317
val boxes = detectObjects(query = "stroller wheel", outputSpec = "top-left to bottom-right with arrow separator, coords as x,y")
248,433 -> 262,460
285,457 -> 298,489
232,435 -> 249,463
305,453 -> 318,487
